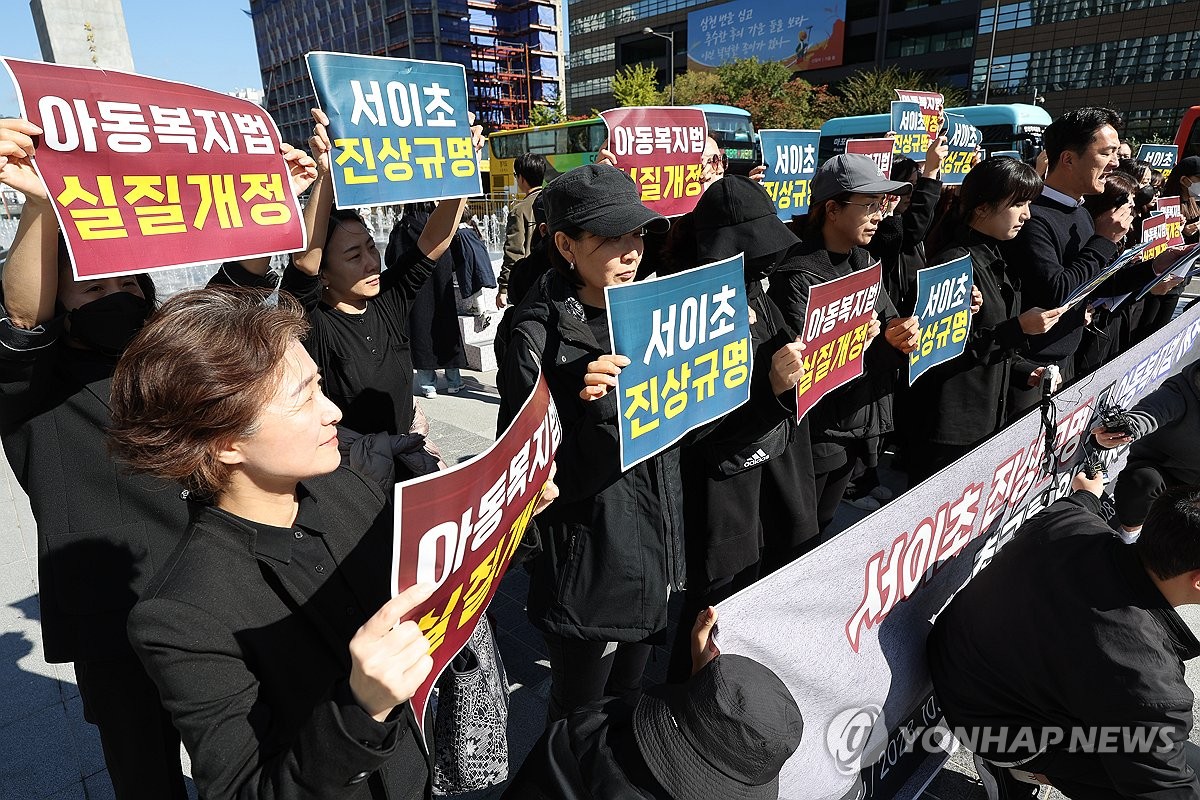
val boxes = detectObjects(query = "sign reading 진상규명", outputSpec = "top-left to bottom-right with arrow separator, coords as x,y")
759,129 -> 821,219
1,57 -> 306,280
909,254 -> 973,384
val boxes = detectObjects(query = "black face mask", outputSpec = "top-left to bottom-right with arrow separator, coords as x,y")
66,291 -> 151,357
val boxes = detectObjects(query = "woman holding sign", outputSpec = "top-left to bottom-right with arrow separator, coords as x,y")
497,163 -> 685,721
911,157 -> 1065,484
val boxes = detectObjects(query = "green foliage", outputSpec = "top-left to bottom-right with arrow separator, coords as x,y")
529,98 -> 567,127
612,63 -> 666,107
672,70 -> 728,106
673,58 -> 839,130
833,65 -> 967,117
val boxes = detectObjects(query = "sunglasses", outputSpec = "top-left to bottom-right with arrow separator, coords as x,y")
704,153 -> 729,169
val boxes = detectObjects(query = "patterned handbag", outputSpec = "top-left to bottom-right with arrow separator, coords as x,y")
432,612 -> 511,794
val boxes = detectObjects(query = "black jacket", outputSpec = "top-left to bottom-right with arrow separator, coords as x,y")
766,237 -> 905,472
910,225 -> 1037,446
128,467 -> 431,800
0,316 -> 189,663
497,269 -> 685,641
929,491 -> 1200,798
867,176 -> 942,313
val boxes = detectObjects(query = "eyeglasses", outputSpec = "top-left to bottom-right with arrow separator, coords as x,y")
839,199 -> 887,216
704,153 -> 729,169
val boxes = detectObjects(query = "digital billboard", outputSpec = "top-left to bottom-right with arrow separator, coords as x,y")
686,0 -> 847,72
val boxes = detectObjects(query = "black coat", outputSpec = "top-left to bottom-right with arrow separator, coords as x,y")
929,491 -> 1200,798
867,176 -> 942,313
497,269 -> 685,642
0,318 -> 189,663
391,214 -> 468,371
766,238 -> 904,472
910,225 -> 1037,447
127,467 -> 431,800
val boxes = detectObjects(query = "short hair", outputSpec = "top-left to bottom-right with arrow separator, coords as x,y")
926,156 -> 1042,253
1137,487 -> 1200,580
1043,107 -> 1122,171
515,152 -> 548,187
1082,171 -> 1137,218
324,208 -> 367,253
108,287 -> 310,498
891,157 -> 921,184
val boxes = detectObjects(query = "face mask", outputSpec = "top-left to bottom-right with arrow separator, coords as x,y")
1187,182 -> 1200,199
66,291 -> 151,357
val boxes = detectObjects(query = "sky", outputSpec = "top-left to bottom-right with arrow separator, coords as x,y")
0,0 -> 264,116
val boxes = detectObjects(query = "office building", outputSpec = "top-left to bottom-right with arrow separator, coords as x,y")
29,0 -> 136,72
249,0 -> 564,146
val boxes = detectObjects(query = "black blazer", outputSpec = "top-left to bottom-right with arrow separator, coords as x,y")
128,467 -> 432,800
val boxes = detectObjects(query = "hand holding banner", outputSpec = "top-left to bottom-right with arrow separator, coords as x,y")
893,89 -> 944,138
795,262 -> 882,420
891,101 -> 931,160
1,57 -> 306,280
607,254 -> 753,471
393,373 -> 560,736
758,129 -> 821,219
600,107 -> 708,217
306,52 -> 481,209
909,254 -> 973,384
939,113 -> 982,186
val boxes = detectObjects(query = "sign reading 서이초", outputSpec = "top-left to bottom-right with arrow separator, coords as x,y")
306,51 -> 481,209
607,254 -> 753,471
759,129 -> 821,219
909,254 -> 973,384
393,372 -> 560,738
1,57 -> 305,281
796,262 -> 881,421
601,106 -> 708,217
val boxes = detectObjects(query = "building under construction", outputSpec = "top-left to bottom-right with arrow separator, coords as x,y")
248,0 -> 563,146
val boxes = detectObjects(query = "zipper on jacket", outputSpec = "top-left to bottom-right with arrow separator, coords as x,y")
657,458 -> 685,592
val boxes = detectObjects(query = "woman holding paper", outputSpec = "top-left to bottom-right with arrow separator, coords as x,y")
910,157 -> 1064,484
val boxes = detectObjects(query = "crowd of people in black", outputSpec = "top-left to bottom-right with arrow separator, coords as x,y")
2,99 -> 1200,800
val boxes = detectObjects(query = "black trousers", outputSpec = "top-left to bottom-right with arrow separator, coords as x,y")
1021,740 -> 1200,799
75,652 -> 188,800
542,633 -> 653,723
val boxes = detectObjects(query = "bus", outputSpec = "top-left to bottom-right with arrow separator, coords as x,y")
818,103 -> 1052,164
487,105 -> 757,196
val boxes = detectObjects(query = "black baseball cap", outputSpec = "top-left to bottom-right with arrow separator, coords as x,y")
810,154 -> 913,206
542,163 -> 670,237
693,175 -> 799,263
1176,155 -> 1200,178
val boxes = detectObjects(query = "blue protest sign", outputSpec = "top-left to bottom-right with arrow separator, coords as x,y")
606,254 -> 753,471
306,52 -> 481,208
909,254 -> 973,384
940,113 -> 982,186
1138,144 -> 1178,177
758,129 -> 820,220
890,100 -> 929,159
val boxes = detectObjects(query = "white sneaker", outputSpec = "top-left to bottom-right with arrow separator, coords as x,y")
869,485 -> 894,502
422,388 -> 437,399
845,495 -> 881,512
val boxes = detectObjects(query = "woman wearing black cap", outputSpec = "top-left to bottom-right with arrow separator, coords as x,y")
496,163 -> 682,721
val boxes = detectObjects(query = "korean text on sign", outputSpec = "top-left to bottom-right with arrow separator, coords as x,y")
894,89 -> 944,137
1157,196 -> 1185,247
845,137 -> 896,179
1138,144 -> 1178,178
909,254 -> 973,384
940,113 -> 982,187
796,261 -> 882,421
759,129 -> 820,220
891,100 -> 931,160
307,51 -> 480,208
1141,212 -> 1170,262
601,106 -> 707,217
1,57 -> 305,280
394,373 -> 560,739
607,254 -> 753,471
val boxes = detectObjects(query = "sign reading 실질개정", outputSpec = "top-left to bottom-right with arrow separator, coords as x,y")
600,106 -> 708,217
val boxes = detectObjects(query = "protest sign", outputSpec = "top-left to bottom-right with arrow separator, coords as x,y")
606,254 -> 752,471
393,372 -> 560,736
601,107 -> 707,217
1,57 -> 305,280
717,303 -> 1200,799
891,101 -> 931,160
894,89 -> 943,137
1061,240 -> 1152,308
1140,211 -> 1169,262
759,129 -> 821,219
1138,143 -> 1178,178
306,52 -> 480,209
1157,195 -> 1185,247
909,254 -> 972,384
845,137 -> 896,178
796,262 -> 881,421
1133,242 -> 1200,302
939,113 -> 982,186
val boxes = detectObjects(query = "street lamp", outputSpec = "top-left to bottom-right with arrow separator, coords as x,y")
642,27 -> 675,105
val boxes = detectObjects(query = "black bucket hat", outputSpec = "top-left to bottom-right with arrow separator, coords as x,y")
810,153 -> 914,206
542,163 -> 670,237
693,176 -> 800,264
633,654 -> 803,800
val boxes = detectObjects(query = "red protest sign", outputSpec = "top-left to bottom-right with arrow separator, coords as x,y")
894,89 -> 944,137
1141,212 -> 1169,262
796,262 -> 882,421
845,137 -> 896,178
1157,196 -> 1185,247
601,106 -> 707,217
2,58 -> 305,280
393,373 -> 560,737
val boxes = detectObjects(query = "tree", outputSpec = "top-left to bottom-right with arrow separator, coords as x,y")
529,98 -> 567,127
703,58 -> 841,130
673,70 -> 728,106
834,65 -> 968,117
612,63 -> 665,107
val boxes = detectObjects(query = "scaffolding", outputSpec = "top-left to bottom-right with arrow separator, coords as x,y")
470,34 -> 533,129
